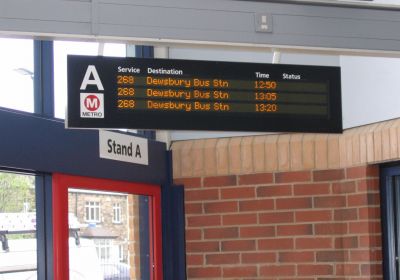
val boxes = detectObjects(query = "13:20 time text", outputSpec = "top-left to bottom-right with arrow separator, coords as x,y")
255,103 -> 278,112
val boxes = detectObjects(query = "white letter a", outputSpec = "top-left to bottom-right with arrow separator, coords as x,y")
80,65 -> 104,91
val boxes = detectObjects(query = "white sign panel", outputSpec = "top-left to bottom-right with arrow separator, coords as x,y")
99,131 -> 148,165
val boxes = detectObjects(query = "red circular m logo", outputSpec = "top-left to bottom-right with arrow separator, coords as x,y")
84,95 -> 100,111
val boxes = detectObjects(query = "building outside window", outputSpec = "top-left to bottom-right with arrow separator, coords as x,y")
85,201 -> 100,223
68,188 -> 143,279
113,203 -> 121,223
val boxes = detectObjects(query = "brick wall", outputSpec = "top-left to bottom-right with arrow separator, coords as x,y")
175,166 -> 381,279
171,120 -> 400,279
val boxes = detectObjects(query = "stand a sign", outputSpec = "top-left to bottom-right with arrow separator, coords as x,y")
99,130 -> 148,165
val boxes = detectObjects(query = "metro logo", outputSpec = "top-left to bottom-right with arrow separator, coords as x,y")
84,95 -> 101,111
80,93 -> 104,118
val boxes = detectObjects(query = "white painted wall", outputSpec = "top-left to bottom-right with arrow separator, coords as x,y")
340,55 -> 400,129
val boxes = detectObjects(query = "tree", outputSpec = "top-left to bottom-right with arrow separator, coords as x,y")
0,172 -> 35,213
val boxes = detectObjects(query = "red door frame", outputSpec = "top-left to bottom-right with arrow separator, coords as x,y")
52,173 -> 163,280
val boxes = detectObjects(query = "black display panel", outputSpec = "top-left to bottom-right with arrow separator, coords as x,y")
67,55 -> 342,133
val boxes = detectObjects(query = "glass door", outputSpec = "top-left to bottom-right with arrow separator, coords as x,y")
52,174 -> 162,280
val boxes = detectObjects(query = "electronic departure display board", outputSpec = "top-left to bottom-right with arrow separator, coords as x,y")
66,55 -> 342,133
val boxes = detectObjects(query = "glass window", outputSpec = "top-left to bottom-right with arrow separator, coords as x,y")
94,239 -> 112,262
0,38 -> 34,113
84,201 -> 100,223
54,41 -> 126,119
0,171 -> 36,280
113,203 -> 121,223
